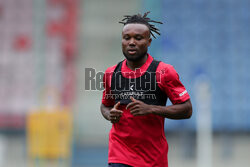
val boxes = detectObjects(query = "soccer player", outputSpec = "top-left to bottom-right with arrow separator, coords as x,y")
100,12 -> 192,167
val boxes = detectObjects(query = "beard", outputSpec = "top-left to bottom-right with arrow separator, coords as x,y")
122,50 -> 148,62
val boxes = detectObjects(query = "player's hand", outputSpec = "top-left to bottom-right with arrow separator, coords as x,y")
126,97 -> 153,116
109,102 -> 123,123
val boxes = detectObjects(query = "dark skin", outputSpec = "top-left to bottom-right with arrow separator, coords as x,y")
100,23 -> 192,123
121,23 -> 152,70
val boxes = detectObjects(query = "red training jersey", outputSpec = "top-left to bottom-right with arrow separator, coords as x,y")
102,54 -> 190,167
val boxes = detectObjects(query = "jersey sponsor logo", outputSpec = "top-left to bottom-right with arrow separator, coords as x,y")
104,92 -> 156,100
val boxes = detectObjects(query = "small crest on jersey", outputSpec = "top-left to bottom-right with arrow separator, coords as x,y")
179,90 -> 187,97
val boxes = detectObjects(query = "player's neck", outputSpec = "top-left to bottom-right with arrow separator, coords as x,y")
126,54 -> 148,71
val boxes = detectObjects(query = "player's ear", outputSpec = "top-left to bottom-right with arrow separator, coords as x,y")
148,37 -> 152,47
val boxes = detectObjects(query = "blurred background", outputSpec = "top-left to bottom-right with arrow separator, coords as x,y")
0,0 -> 249,167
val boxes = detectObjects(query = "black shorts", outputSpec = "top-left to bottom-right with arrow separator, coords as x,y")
108,163 -> 133,167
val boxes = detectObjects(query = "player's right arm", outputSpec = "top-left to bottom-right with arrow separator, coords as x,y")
100,102 -> 123,123
100,66 -> 122,123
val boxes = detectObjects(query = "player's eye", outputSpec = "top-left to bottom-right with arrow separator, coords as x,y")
123,36 -> 130,40
135,36 -> 143,40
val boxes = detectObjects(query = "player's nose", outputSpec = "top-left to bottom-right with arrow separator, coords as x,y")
128,38 -> 136,46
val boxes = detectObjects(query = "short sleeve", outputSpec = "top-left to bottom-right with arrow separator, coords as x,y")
101,66 -> 116,107
157,64 -> 190,104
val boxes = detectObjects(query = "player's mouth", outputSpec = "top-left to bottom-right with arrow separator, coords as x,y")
127,49 -> 137,55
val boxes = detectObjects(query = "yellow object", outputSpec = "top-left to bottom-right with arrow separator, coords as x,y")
27,108 -> 73,159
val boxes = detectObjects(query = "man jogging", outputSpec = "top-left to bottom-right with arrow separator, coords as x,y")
100,12 -> 192,167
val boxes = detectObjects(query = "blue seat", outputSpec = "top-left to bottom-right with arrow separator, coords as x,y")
144,0 -> 250,131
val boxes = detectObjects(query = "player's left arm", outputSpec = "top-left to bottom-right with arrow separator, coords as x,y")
151,99 -> 192,119
126,97 -> 192,119
126,64 -> 192,119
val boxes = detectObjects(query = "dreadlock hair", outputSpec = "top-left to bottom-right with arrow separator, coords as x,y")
119,11 -> 163,39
